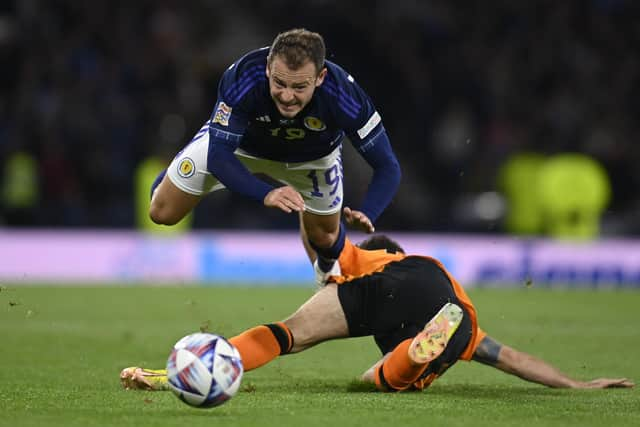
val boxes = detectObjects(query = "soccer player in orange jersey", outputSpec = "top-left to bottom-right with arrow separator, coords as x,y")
121,235 -> 633,392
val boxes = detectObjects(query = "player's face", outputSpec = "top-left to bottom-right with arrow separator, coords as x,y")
266,56 -> 326,118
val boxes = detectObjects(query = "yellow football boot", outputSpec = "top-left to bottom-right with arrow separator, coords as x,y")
408,302 -> 463,364
120,367 -> 169,391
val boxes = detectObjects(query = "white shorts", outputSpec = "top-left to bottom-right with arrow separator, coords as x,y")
167,124 -> 344,215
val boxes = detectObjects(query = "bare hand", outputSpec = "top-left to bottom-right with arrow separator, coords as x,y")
578,378 -> 635,389
343,207 -> 375,233
264,186 -> 305,213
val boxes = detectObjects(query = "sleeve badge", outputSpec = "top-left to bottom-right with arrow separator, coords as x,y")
212,101 -> 232,126
177,157 -> 196,178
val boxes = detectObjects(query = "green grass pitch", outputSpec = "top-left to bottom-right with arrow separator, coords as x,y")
0,286 -> 638,427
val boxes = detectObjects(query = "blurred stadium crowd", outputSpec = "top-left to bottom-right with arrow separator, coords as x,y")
0,0 -> 638,235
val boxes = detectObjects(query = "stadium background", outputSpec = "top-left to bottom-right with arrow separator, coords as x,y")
0,0 -> 639,286
1,4 -> 639,426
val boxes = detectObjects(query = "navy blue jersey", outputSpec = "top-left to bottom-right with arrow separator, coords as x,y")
206,47 -> 401,222
210,47 -> 383,162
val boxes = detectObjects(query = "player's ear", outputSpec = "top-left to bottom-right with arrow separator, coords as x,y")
265,64 -> 271,78
315,67 -> 327,87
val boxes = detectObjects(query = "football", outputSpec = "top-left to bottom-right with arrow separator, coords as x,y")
166,332 -> 243,408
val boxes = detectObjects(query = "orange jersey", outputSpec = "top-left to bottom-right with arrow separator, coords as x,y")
331,238 -> 486,361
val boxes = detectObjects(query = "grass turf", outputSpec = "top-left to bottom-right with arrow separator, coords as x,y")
0,286 -> 638,427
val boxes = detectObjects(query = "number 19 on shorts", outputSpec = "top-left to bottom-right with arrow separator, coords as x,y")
307,164 -> 341,198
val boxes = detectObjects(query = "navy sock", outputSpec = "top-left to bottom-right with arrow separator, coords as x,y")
150,169 -> 167,199
309,223 -> 346,272
316,256 -> 336,272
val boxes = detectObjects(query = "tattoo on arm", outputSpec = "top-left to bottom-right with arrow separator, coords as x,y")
472,336 -> 503,366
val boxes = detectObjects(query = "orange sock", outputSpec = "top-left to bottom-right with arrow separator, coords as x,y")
229,322 -> 293,371
374,339 -> 428,391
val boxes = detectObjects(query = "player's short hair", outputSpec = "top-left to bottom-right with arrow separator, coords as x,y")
357,235 -> 405,254
267,28 -> 326,74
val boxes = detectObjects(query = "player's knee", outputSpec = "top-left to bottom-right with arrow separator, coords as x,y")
149,200 -> 181,226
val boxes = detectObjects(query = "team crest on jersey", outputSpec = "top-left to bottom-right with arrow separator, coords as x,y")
212,102 -> 232,126
177,157 -> 195,178
303,116 -> 326,131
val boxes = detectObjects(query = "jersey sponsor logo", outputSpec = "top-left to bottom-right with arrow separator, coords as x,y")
177,157 -> 196,178
303,116 -> 327,131
212,102 -> 232,126
357,111 -> 381,139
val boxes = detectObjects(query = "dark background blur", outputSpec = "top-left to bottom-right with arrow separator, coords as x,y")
0,0 -> 638,234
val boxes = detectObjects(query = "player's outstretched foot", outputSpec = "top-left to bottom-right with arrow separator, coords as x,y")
120,367 -> 169,391
313,259 -> 341,287
408,303 -> 464,365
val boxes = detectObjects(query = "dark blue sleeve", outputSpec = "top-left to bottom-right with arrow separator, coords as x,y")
205,53 -> 274,202
354,127 -> 401,222
323,64 -> 401,223
207,127 -> 273,202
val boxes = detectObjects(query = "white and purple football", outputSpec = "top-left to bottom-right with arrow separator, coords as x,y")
167,333 -> 243,408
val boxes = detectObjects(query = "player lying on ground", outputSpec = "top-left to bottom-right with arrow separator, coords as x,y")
120,235 -> 634,392
149,28 -> 401,285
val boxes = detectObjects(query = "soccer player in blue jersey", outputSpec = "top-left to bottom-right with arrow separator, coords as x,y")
148,28 -> 401,284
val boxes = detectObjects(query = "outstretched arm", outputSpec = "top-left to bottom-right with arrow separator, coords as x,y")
209,142 -> 304,213
472,335 -> 634,389
348,127 -> 401,231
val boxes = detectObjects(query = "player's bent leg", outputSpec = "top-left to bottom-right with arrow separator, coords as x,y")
119,286 -> 348,390
298,211 -> 318,265
302,211 -> 344,285
283,283 -> 349,353
228,322 -> 294,371
302,210 -> 341,249
408,302 -> 464,364
149,175 -> 201,225
374,303 -> 464,392
361,353 -> 391,384
119,322 -> 294,390
120,367 -> 169,391
150,169 -> 167,200
150,121 -> 216,225
301,212 -> 342,285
